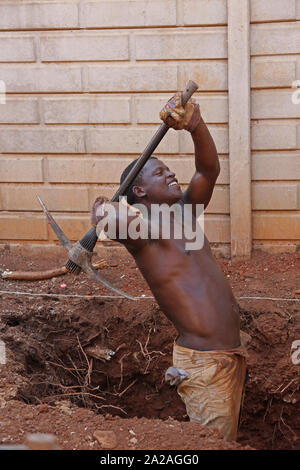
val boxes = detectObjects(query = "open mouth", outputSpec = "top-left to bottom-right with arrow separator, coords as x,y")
168,180 -> 178,187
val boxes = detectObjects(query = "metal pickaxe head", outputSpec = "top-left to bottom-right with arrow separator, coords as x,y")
37,195 -> 136,301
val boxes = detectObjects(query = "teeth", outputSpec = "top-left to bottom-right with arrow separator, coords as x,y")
169,182 -> 177,186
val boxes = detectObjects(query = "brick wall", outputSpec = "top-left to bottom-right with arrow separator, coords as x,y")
250,0 -> 300,253
0,0 -> 299,257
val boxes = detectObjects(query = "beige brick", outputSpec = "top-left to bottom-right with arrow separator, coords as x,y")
1,186 -> 89,212
205,215 -> 230,243
48,156 -> 229,184
191,94 -> 228,123
48,157 -> 124,184
251,23 -> 299,56
251,0 -> 297,22
251,58 -> 296,88
217,158 -> 229,185
0,66 -> 82,92
80,0 -> 176,28
252,90 -> 300,119
253,241 -> 298,254
43,97 -> 130,124
0,129 -> 85,154
86,128 -> 179,154
135,29 -> 227,60
136,93 -> 228,124
0,157 -> 43,182
179,62 -> 228,91
0,3 -> 78,30
133,96 -> 166,124
253,213 -> 300,239
252,183 -> 298,210
205,186 -> 230,213
40,33 -> 129,62
180,125 -> 229,154
297,0 -> 300,18
183,0 -> 227,25
85,64 -> 178,92
0,215 -> 47,240
252,122 -> 297,150
0,36 -> 35,62
297,123 -> 300,147
0,98 -> 39,123
47,215 -> 90,241
160,157 -> 229,184
252,152 -> 300,180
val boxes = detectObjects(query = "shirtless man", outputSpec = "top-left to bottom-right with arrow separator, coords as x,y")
92,94 -> 247,441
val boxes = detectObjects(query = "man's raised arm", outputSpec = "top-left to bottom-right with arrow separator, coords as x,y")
160,93 -> 220,210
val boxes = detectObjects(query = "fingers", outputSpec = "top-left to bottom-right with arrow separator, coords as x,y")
159,92 -> 200,130
159,108 -> 169,122
166,106 -> 183,123
93,196 -> 109,208
160,93 -> 186,129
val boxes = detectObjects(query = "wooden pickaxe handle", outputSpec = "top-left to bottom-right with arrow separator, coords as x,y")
66,80 -> 199,274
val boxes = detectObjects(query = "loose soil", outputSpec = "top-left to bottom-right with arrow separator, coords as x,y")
0,245 -> 299,450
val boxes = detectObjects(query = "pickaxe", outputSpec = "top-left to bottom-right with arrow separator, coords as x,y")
37,80 -> 199,300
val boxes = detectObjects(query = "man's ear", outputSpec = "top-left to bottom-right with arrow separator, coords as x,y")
132,185 -> 146,199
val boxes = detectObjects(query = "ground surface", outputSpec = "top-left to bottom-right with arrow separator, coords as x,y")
0,245 -> 299,451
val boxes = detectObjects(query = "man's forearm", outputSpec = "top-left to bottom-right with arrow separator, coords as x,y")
191,117 -> 220,176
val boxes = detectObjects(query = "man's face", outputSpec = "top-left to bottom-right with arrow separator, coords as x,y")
134,158 -> 182,205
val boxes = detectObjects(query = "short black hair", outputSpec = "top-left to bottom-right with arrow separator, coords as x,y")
120,157 -> 157,205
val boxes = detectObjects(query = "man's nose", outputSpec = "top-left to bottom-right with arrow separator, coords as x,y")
166,169 -> 176,178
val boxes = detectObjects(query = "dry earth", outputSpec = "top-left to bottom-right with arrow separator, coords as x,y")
0,246 -> 299,451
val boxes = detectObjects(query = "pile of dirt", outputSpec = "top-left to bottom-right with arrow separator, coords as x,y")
0,247 -> 299,450
0,401 -> 252,450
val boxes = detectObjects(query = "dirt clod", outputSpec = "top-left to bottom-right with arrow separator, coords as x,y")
93,430 -> 117,449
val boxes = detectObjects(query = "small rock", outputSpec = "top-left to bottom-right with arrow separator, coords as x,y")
37,404 -> 48,413
55,400 -> 72,415
129,437 -> 138,445
93,430 -> 117,449
129,429 -> 136,436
